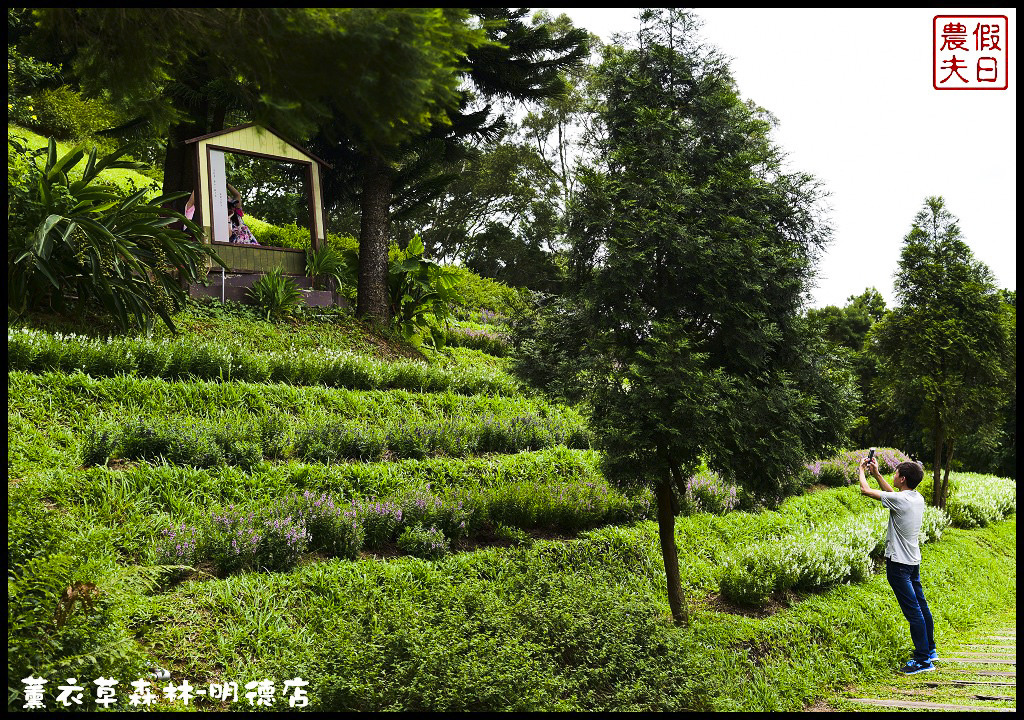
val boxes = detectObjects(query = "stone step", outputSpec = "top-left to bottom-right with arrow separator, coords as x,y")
960,645 -> 1016,652
944,658 -> 1015,666
970,671 -> 1016,677
947,651 -> 1017,659
922,680 -> 1016,688
848,698 -> 1013,711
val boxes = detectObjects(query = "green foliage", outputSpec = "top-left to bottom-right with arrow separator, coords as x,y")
6,39 -> 61,128
224,151 -> 310,227
679,467 -> 740,515
872,197 -> 1014,505
511,11 -> 854,531
7,136 -> 221,332
134,515 -> 1015,711
397,525 -> 450,560
201,505 -> 307,573
27,85 -> 121,141
243,217 -> 310,251
718,505 -> 951,605
944,472 -> 1016,528
81,414 -> 266,471
443,263 -> 517,314
36,9 -> 492,150
442,324 -> 510,356
246,268 -> 304,321
804,448 -> 911,488
8,124 -> 163,189
306,244 -> 352,292
8,529 -> 151,709
9,327 -> 520,395
388,235 -> 464,349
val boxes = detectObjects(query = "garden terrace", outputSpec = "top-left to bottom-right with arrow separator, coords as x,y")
7,303 -> 1016,712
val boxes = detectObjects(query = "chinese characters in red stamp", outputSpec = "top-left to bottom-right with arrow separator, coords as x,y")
934,15 -> 1009,90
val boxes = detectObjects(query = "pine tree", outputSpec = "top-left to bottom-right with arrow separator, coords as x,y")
513,9 -> 853,623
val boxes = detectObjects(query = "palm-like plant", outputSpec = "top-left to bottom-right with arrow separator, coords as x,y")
8,136 -> 223,332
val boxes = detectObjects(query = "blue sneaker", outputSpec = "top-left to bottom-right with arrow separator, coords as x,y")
908,650 -> 940,664
899,659 -> 936,675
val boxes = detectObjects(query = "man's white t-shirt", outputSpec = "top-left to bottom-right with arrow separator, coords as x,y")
878,489 -> 925,565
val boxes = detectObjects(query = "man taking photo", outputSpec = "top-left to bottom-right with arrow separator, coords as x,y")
858,453 -> 939,675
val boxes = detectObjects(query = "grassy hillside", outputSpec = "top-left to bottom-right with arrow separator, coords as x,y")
8,123 -> 162,193
7,300 -> 1016,711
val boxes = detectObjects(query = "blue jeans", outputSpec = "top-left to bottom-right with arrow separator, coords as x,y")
886,558 -> 935,662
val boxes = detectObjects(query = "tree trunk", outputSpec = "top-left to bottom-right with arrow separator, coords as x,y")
940,440 -> 955,509
162,87 -> 210,210
162,121 -> 202,210
931,409 -> 945,508
357,151 -> 392,322
656,475 -> 688,626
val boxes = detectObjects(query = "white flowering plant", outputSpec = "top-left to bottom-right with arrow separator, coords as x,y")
945,473 -> 1016,528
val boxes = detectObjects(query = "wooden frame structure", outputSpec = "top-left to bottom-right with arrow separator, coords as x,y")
185,123 -> 332,275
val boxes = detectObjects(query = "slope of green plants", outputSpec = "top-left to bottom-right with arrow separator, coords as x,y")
6,291 -> 1017,711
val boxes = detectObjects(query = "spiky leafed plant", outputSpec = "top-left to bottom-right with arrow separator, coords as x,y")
8,136 -> 223,332
247,267 -> 304,321
305,245 -> 352,292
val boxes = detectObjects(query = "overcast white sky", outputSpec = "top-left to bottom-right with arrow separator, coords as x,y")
543,8 -> 1017,309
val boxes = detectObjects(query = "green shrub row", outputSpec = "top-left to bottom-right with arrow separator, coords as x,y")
10,370 -> 563,433
155,479 -> 654,573
441,325 -> 510,356
79,407 -> 591,468
719,505 -> 950,604
134,516 -> 1016,712
158,494 -> 362,574
295,414 -> 592,463
83,417 -> 265,470
8,327 -> 520,395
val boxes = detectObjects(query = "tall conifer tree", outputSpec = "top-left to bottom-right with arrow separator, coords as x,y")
513,9 -> 853,623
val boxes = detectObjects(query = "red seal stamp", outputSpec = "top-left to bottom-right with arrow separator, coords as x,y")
934,15 -> 1009,90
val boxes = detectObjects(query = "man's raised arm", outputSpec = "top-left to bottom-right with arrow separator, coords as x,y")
859,457 -> 883,500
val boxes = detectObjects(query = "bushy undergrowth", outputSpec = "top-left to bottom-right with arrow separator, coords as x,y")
804,447 -> 912,487
442,324 -> 510,356
40,375 -> 588,467
944,472 -> 1016,528
679,467 -> 740,515
130,517 -> 1015,712
719,506 -> 950,604
8,486 -> 152,708
295,413 -> 592,463
146,477 -> 652,576
9,327 -> 519,396
397,525 -> 450,560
